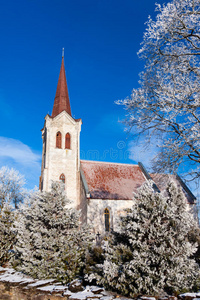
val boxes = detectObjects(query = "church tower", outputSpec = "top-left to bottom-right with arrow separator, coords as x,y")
40,51 -> 82,208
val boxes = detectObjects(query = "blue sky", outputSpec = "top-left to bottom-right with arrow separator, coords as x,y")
0,0 -> 183,191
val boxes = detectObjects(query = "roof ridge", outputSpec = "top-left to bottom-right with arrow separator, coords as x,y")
80,160 -> 139,166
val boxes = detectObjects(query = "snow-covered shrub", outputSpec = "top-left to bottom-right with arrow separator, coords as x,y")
14,182 -> 94,282
0,203 -> 16,266
84,245 -> 104,284
90,181 -> 200,296
188,227 -> 200,266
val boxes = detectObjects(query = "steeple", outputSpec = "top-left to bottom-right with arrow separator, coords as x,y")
52,50 -> 72,118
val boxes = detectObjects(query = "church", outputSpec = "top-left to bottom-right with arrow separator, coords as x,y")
39,54 -> 196,234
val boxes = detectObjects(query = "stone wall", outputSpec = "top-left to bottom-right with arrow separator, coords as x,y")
0,281 -> 65,300
0,268 -> 106,300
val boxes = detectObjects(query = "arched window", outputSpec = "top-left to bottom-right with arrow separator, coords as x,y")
59,173 -> 65,184
56,131 -> 62,148
65,133 -> 71,149
104,208 -> 110,232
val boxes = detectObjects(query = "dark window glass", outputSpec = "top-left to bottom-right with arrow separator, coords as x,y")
56,132 -> 62,148
65,133 -> 71,149
104,208 -> 110,232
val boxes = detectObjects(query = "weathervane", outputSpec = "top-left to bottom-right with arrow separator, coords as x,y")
62,48 -> 64,58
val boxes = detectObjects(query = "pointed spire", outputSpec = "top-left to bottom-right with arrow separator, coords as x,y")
52,51 -> 71,118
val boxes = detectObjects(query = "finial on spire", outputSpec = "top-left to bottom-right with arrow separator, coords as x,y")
62,48 -> 64,58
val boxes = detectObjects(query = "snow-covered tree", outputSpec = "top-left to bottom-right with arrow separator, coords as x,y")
14,182 -> 94,282
91,181 -> 200,296
0,167 -> 26,265
0,166 -> 26,208
0,203 -> 16,266
118,0 -> 200,181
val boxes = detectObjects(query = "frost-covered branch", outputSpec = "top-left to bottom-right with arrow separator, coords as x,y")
118,0 -> 200,181
0,167 -> 26,208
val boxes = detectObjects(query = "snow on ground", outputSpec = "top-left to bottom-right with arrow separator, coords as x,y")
27,278 -> 56,287
0,267 -> 15,273
69,291 -> 103,300
37,284 -> 61,292
0,267 -> 200,300
99,296 -> 114,300
63,289 -> 73,297
0,269 -> 33,284
37,284 -> 69,292
179,294 -> 198,298
90,286 -> 104,293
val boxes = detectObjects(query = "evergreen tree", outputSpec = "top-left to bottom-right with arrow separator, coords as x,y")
0,167 -> 26,266
14,182 -> 94,282
0,203 -> 16,266
91,181 -> 200,296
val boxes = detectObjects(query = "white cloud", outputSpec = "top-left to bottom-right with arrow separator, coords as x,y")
0,137 -> 40,165
128,137 -> 160,171
0,137 -> 41,189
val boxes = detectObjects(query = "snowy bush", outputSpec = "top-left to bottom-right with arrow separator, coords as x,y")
90,181 -> 200,296
84,245 -> 104,283
14,182 -> 94,282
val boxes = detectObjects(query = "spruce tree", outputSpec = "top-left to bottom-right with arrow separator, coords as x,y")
0,167 -> 26,266
0,203 -> 16,266
14,182 -> 94,282
91,181 -> 200,296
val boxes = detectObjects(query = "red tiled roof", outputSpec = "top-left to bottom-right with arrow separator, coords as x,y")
150,173 -> 195,204
80,160 -> 146,200
80,160 -> 195,204
150,173 -> 176,192
52,57 -> 71,118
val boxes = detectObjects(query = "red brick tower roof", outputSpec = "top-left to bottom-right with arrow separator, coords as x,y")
52,54 -> 71,118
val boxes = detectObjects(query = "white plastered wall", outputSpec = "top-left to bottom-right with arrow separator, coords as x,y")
87,198 -> 134,234
41,111 -> 82,208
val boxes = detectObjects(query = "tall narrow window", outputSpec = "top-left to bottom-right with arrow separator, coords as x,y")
56,131 -> 62,148
59,173 -> 65,184
65,133 -> 71,149
104,208 -> 110,232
